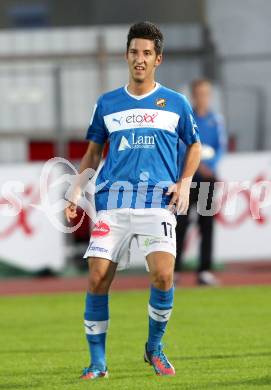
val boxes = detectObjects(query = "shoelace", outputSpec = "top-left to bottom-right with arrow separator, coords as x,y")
152,347 -> 171,368
82,366 -> 105,375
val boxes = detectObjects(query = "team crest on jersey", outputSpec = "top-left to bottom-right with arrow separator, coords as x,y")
155,97 -> 166,107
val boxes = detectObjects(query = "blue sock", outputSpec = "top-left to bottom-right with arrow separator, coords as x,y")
147,285 -> 174,353
84,292 -> 109,370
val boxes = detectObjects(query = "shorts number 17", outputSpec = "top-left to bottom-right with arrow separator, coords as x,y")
161,222 -> 172,238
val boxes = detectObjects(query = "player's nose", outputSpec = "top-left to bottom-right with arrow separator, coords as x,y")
135,53 -> 145,64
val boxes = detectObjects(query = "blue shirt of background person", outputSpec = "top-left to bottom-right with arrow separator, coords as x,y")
178,79 -> 227,180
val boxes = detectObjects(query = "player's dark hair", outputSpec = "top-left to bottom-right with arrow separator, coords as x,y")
127,21 -> 164,55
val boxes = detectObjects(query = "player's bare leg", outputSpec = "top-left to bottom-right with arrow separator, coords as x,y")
81,258 -> 117,380
147,251 -> 175,291
87,257 -> 117,294
144,251 -> 176,376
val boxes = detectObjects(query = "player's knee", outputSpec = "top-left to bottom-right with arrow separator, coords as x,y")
152,270 -> 173,290
88,271 -> 110,294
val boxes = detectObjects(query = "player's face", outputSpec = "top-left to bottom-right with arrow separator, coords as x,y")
192,83 -> 212,113
126,38 -> 162,83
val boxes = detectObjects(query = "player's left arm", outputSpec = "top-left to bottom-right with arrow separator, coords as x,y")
167,141 -> 201,214
167,95 -> 201,214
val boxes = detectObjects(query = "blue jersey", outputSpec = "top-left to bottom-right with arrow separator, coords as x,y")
86,83 -> 200,211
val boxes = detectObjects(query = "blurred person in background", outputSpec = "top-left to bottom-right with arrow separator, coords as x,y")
175,79 -> 227,286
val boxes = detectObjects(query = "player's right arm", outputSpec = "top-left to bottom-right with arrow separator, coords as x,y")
65,141 -> 104,222
65,97 -> 108,222
79,141 -> 104,175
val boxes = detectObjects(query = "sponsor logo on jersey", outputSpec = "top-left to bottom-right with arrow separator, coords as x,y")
105,108 -> 180,133
118,136 -> 132,151
118,133 -> 157,151
113,112 -> 158,126
155,97 -> 166,107
91,221 -> 110,237
112,117 -> 123,125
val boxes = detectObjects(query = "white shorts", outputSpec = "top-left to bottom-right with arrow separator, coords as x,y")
83,208 -> 176,270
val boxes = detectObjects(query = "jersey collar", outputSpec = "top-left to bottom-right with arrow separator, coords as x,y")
124,82 -> 160,100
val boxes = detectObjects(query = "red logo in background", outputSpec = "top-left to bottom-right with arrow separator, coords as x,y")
91,221 -> 110,237
216,174 -> 269,226
0,185 -> 38,239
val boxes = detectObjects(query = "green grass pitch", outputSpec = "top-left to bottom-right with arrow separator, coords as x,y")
1,286 -> 271,390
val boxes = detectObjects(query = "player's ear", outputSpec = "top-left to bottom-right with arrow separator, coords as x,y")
154,54 -> 162,67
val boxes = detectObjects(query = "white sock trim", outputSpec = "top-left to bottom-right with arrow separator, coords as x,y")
84,320 -> 109,335
148,304 -> 172,322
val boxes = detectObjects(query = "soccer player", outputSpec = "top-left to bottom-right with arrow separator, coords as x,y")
175,79 -> 227,285
65,21 -> 201,379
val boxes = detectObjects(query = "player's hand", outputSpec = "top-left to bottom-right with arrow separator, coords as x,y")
166,177 -> 192,215
65,201 -> 78,223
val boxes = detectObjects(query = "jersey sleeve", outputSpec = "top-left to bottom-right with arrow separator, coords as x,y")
177,96 -> 200,145
85,97 -> 108,145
